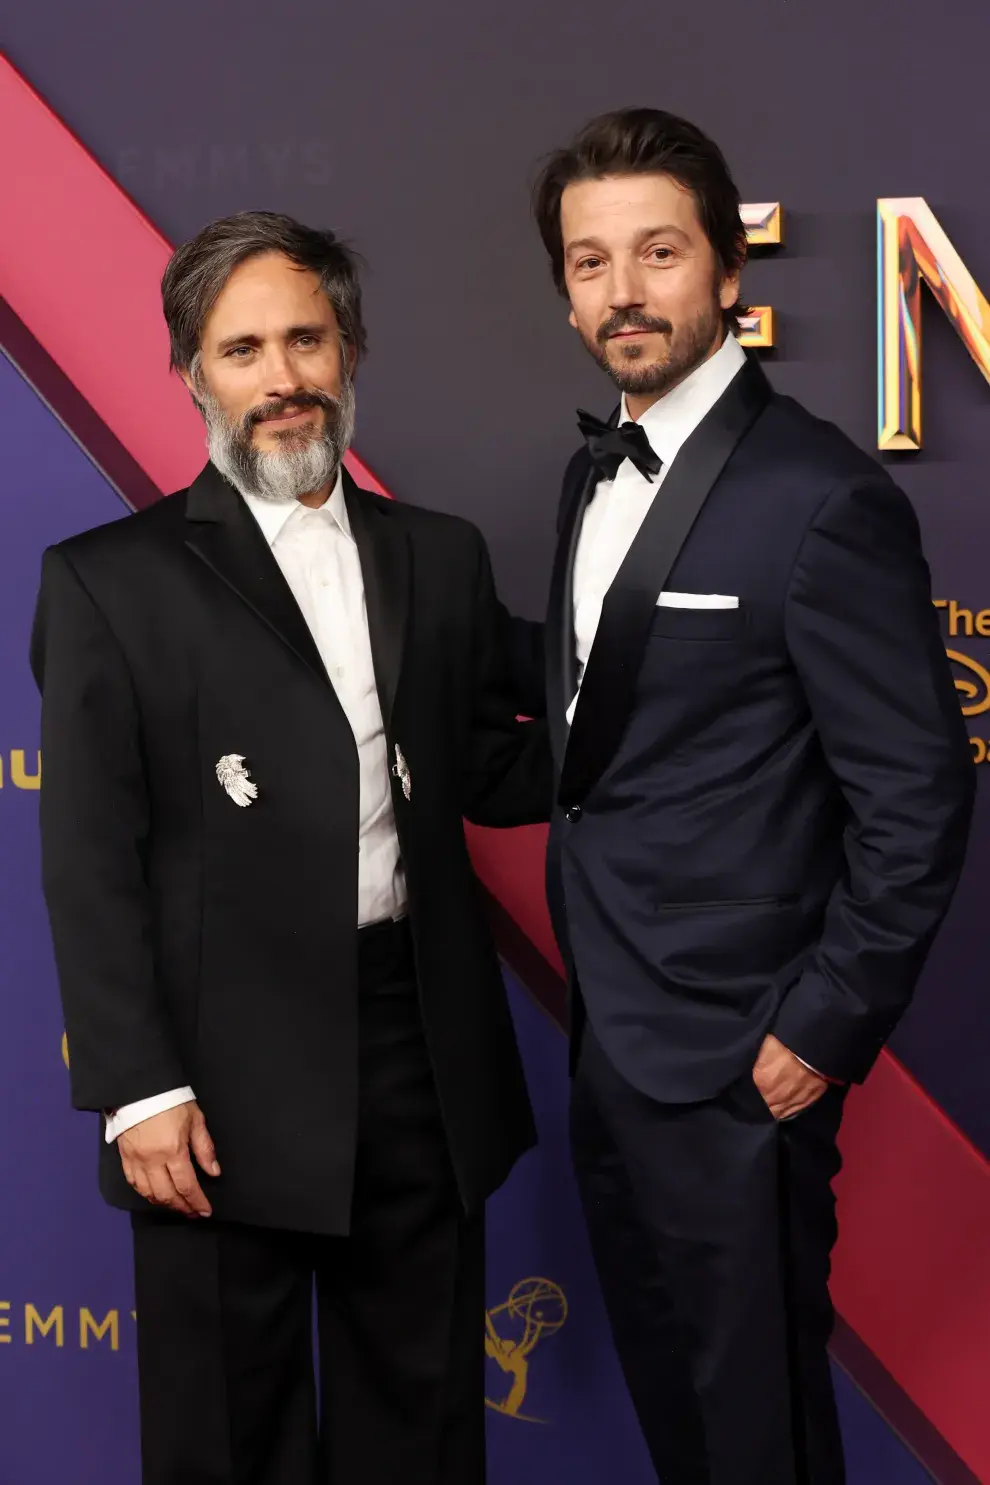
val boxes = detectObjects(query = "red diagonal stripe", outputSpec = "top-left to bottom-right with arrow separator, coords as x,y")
3,49 -> 989,1479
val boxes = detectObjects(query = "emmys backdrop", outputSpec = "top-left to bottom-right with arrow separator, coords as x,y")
2,2 -> 990,1481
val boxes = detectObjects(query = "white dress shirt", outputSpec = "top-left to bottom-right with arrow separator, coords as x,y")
567,332 -> 746,724
105,470 -> 406,1142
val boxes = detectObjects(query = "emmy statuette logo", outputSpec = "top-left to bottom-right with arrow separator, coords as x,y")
485,1278 -> 569,1423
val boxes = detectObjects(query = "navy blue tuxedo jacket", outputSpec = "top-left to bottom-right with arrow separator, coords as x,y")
532,357 -> 974,1101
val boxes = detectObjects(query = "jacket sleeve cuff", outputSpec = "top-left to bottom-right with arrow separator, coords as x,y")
772,971 -> 896,1085
792,1053 -> 845,1086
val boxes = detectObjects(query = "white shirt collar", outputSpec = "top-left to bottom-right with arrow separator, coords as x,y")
241,466 -> 350,546
618,333 -> 747,468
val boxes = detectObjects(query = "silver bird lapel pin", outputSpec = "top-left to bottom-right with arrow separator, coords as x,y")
391,744 -> 412,802
216,754 -> 258,808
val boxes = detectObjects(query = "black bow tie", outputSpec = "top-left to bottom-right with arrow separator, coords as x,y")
577,409 -> 664,484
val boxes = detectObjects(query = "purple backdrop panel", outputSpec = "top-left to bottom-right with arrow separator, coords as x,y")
0,352 -> 139,1481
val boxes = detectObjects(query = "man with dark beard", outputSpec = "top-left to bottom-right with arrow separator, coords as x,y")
514,111 -> 974,1484
30,212 -> 551,1485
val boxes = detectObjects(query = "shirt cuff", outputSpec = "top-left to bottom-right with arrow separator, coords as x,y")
104,1087 -> 196,1144
794,1055 -> 844,1086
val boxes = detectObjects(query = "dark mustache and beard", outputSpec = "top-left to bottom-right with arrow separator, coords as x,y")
586,295 -> 724,401
195,376 -> 356,504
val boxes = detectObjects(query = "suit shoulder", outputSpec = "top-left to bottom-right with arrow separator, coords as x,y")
49,490 -> 189,571
371,491 -> 486,552
759,395 -> 890,488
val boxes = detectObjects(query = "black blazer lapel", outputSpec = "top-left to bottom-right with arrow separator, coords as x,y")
559,355 -> 773,809
545,449 -> 600,768
184,463 -> 332,688
342,470 -> 409,729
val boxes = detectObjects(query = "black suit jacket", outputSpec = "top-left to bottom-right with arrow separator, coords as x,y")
534,358 -> 974,1101
31,464 -> 552,1235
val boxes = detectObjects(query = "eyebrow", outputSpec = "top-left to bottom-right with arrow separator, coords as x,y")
213,322 -> 329,354
565,224 -> 691,256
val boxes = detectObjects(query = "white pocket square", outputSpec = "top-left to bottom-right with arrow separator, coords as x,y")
657,592 -> 739,610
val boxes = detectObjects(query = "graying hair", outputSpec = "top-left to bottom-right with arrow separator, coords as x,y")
161,210 -> 367,373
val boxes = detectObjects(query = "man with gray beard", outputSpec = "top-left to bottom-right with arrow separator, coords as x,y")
30,211 -> 551,1485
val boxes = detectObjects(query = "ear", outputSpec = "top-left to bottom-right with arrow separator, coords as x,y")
179,368 -> 197,397
568,307 -> 578,330
719,268 -> 742,314
344,339 -> 359,379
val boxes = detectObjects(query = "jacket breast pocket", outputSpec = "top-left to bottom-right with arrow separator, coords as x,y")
649,603 -> 746,641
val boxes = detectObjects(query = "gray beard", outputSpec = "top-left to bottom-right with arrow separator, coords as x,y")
199,378 -> 356,504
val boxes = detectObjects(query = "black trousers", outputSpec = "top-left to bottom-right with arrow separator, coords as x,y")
571,1025 -> 847,1485
131,920 -> 484,1485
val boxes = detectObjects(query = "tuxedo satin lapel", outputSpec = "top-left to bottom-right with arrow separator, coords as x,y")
184,463 -> 331,688
545,450 -> 598,767
559,357 -> 773,808
343,471 -> 409,729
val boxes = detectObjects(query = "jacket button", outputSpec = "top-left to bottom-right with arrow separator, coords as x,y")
565,805 -> 583,823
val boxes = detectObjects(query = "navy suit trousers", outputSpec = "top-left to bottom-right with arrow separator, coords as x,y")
571,1025 -> 847,1485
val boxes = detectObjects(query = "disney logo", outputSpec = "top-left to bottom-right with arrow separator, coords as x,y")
947,649 -> 990,717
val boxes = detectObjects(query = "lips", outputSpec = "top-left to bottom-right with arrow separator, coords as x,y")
261,407 -> 310,423
250,400 -> 321,428
246,391 -> 333,431
598,314 -> 672,345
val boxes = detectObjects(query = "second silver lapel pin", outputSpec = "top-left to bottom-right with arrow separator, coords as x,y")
392,744 -> 412,801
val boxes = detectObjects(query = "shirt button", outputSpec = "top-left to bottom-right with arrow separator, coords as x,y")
565,805 -> 583,823
336,666 -> 345,678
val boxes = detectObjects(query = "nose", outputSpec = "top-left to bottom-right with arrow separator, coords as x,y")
607,255 -> 646,310
261,343 -> 305,400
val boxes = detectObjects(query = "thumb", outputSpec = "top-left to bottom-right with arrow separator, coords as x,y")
189,1108 -> 221,1177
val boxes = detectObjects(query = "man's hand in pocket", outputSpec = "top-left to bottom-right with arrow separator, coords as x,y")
752,1034 -> 828,1121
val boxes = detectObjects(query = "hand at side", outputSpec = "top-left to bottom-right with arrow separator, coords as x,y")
117,1102 -> 220,1218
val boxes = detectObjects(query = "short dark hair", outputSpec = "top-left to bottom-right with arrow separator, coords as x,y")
161,210 -> 367,373
532,108 -> 748,330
